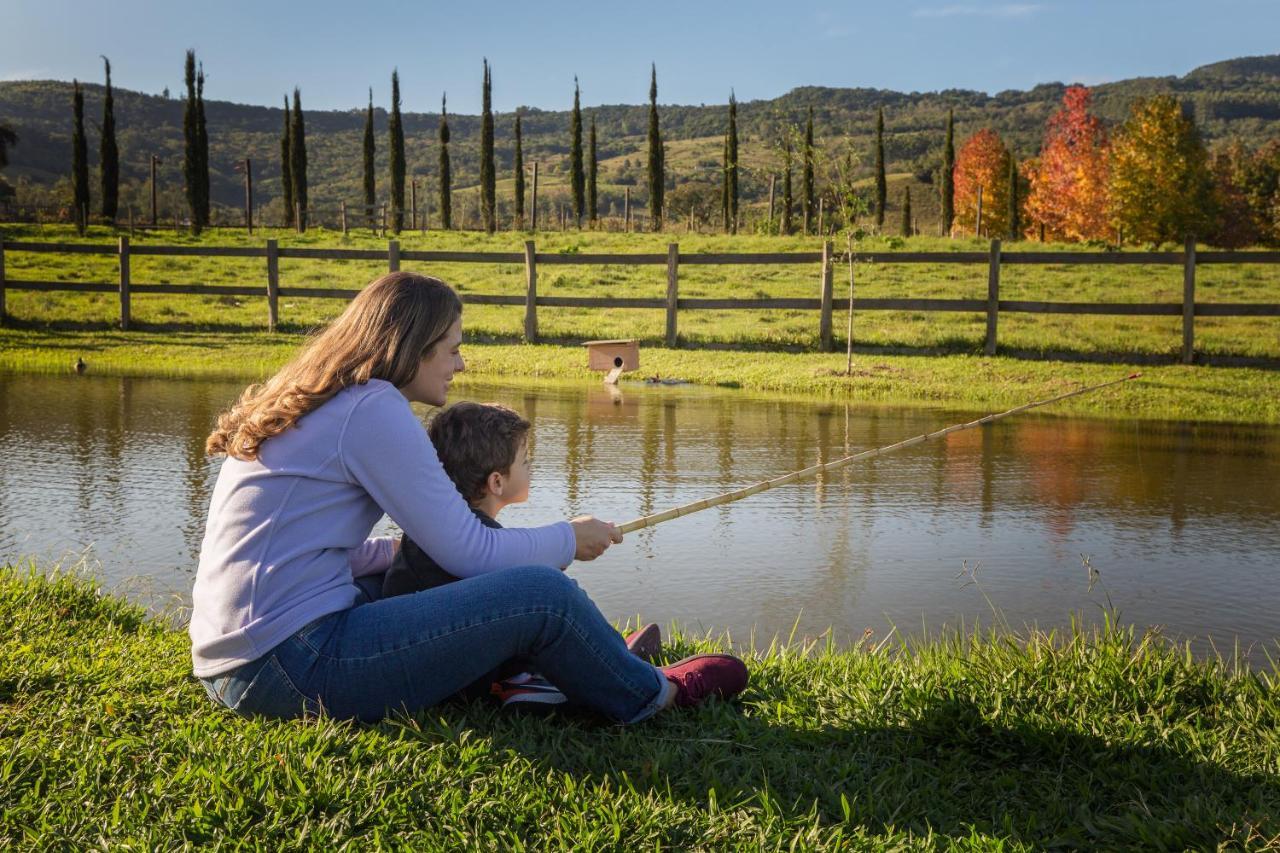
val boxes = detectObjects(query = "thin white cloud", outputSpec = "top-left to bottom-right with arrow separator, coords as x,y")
913,4 -> 1046,18
0,68 -> 52,82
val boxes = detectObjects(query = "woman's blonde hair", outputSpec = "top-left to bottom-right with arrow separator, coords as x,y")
206,271 -> 462,460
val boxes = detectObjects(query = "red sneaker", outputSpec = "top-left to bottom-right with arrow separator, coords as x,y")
623,623 -> 662,662
661,654 -> 749,707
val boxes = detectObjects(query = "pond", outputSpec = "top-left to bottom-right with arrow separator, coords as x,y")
2,373 -> 1277,663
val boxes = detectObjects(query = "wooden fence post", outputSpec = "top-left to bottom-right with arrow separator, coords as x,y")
767,175 -> 776,227
666,243 -> 679,347
388,240 -> 400,272
819,240 -> 834,351
118,236 -> 131,331
624,187 -> 631,233
1183,236 -> 1196,364
976,186 -> 983,238
0,240 -> 6,325
985,238 -> 1000,356
523,240 -> 537,343
266,239 -> 279,332
381,205 -> 388,238
340,201 -> 348,235
411,180 -> 418,231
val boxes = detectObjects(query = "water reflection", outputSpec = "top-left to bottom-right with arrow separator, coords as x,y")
1,373 -> 1277,662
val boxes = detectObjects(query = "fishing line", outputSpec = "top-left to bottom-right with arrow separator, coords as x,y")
616,372 -> 1142,535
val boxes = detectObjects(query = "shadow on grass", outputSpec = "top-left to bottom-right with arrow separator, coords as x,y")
428,693 -> 1275,848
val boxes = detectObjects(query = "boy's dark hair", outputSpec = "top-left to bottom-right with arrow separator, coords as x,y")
428,401 -> 530,502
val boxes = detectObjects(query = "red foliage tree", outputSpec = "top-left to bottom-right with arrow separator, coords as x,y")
1024,86 -> 1110,242
952,128 -> 1011,238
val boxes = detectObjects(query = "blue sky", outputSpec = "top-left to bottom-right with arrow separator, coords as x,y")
3,1 -> 1278,114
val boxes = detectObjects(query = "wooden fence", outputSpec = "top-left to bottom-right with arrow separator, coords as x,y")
2,237 -> 1278,363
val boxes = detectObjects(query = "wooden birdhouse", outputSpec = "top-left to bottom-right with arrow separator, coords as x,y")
583,339 -> 639,384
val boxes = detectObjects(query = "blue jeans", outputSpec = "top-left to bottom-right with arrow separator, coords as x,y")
200,565 -> 672,724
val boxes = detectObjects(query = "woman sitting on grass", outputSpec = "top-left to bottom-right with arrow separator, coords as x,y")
191,271 -> 748,723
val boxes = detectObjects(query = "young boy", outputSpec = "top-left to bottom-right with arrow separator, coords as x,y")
378,401 -> 660,707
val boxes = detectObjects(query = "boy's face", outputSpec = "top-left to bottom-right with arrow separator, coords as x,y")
491,437 -> 531,506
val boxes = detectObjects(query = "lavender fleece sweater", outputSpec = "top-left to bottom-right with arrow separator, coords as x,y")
190,379 -> 575,678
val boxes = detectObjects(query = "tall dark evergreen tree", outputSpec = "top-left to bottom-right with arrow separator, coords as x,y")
588,115 -> 598,225
99,56 -> 118,222
480,60 -> 496,233
941,108 -> 955,236
389,70 -> 405,233
901,186 -> 913,237
290,88 -> 307,230
1007,156 -> 1020,240
782,138 -> 793,235
71,80 -> 89,234
513,114 -> 525,229
646,64 -> 664,230
363,88 -> 376,226
0,125 -> 17,173
803,106 -> 815,235
280,96 -> 293,227
727,92 -> 739,234
183,51 -> 200,233
874,107 -> 886,230
196,63 -> 210,228
438,94 -> 451,229
721,133 -> 730,232
570,77 -> 584,227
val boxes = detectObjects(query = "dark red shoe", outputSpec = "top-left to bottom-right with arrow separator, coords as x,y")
624,623 -> 662,662
661,654 -> 749,707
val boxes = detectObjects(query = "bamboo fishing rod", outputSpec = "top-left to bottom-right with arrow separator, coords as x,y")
616,372 -> 1142,535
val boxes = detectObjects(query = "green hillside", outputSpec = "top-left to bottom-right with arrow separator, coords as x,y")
3,54 -> 1280,230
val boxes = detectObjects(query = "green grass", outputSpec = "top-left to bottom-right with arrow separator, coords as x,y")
3,224 -> 1280,425
2,565 -> 1277,849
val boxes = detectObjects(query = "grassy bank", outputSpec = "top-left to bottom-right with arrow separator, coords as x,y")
2,324 -> 1278,424
2,567 -> 1277,849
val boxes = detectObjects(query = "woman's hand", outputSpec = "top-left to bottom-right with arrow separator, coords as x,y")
570,516 -> 623,562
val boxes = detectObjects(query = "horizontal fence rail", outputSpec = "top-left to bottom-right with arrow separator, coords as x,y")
1,237 -> 1278,362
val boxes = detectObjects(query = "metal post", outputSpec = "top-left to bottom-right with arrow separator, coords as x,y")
976,185 -> 984,237
624,187 -> 631,233
340,201 -> 348,235
530,163 -> 539,232
389,239 -> 400,272
768,175 -> 776,227
266,239 -> 279,332
1183,236 -> 1196,364
244,158 -> 253,235
411,179 -> 418,231
150,154 -> 159,226
666,242 -> 679,347
118,236 -> 131,331
985,239 -> 1000,356
523,240 -> 537,342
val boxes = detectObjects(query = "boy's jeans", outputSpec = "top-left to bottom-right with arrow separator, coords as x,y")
200,565 -> 672,723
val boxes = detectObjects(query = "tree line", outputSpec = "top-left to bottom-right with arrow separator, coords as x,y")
9,55 -> 1280,245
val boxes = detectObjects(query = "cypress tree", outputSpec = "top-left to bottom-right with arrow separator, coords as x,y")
721,133 -> 730,232
647,64 -> 664,231
782,138 -> 793,235
290,88 -> 307,231
728,91 -> 739,234
71,80 -> 89,235
874,107 -> 886,230
363,88 -> 376,227
480,60 -> 496,233
570,77 -> 584,227
280,96 -> 293,228
588,115 -> 598,225
513,113 -> 525,229
803,106 -> 815,235
438,94 -> 451,230
183,51 -> 199,233
941,108 -> 955,236
389,70 -> 405,233
0,124 -> 16,170
99,56 -> 118,222
901,186 -> 912,237
1007,156 -> 1020,240
196,63 -> 210,229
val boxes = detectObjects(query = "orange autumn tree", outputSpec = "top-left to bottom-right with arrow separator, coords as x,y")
952,128 -> 1011,237
1023,86 -> 1110,241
